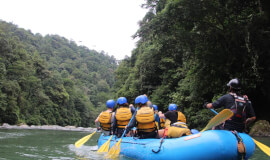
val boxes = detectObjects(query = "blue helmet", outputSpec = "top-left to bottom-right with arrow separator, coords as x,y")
106,99 -> 115,108
168,104 -> 177,111
153,105 -> 158,111
117,97 -> 127,105
135,95 -> 148,104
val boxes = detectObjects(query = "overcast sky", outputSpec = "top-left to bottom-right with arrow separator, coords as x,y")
0,0 -> 147,60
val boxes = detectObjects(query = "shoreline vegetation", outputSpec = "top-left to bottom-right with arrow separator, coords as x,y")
0,123 -> 96,132
1,121 -> 270,137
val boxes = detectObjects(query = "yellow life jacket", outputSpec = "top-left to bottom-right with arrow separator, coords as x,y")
177,111 -> 186,123
164,119 -> 171,128
166,122 -> 191,138
160,118 -> 165,129
136,107 -> 156,132
115,107 -> 132,129
98,111 -> 112,131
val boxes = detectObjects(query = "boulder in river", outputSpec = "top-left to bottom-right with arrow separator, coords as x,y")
249,120 -> 270,137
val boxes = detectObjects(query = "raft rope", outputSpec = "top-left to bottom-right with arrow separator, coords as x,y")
232,130 -> 246,160
152,128 -> 168,153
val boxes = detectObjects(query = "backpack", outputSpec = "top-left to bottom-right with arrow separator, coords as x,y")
230,93 -> 247,122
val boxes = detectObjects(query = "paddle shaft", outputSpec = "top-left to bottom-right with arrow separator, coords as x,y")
210,109 -> 218,115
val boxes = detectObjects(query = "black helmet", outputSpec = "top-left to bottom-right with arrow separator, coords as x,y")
227,78 -> 241,90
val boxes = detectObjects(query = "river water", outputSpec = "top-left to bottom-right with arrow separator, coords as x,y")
0,129 -> 269,160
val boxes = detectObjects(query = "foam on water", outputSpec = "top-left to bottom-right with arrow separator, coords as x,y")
68,144 -> 108,160
0,131 -> 32,139
16,152 -> 45,159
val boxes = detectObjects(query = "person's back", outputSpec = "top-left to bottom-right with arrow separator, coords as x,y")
206,78 -> 256,132
95,99 -> 115,136
136,105 -> 156,134
158,104 -> 191,138
127,95 -> 158,139
164,104 -> 187,125
112,97 -> 132,137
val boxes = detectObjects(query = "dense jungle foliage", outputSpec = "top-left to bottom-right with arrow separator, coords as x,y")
0,21 -> 117,127
114,0 -> 270,129
1,0 -> 269,130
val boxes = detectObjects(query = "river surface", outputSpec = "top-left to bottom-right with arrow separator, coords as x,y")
0,129 -> 269,160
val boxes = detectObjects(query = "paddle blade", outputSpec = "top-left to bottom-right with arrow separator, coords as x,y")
253,138 -> 270,157
201,109 -> 233,132
75,131 -> 96,148
106,138 -> 122,159
97,135 -> 113,153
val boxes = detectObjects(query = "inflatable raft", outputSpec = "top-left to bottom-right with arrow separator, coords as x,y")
98,130 -> 255,160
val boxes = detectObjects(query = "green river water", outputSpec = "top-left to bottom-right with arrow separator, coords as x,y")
0,129 -> 269,160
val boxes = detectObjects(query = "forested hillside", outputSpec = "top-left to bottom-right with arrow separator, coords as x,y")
0,21 -> 117,127
1,0 -> 269,130
114,0 -> 270,129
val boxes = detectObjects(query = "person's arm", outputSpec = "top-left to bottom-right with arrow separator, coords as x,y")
131,107 -> 135,114
155,114 -> 161,129
112,113 -> 117,135
246,116 -> 256,125
95,113 -> 101,123
111,112 -> 115,128
206,103 -> 213,109
206,95 -> 228,109
126,112 -> 137,133
95,113 -> 101,130
246,101 -> 256,125
159,111 -> 165,119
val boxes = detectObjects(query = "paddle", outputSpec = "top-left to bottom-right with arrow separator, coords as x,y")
200,109 -> 233,132
252,138 -> 270,157
74,131 -> 96,148
106,107 -> 138,159
97,135 -> 113,153
209,109 -> 270,157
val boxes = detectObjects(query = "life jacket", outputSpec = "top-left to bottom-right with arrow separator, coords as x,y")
98,111 -> 112,131
166,122 -> 191,138
115,107 -> 132,129
177,111 -> 186,123
229,93 -> 247,123
160,118 -> 165,129
136,107 -> 156,132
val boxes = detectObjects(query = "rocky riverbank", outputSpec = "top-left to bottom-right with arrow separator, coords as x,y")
0,123 -> 96,132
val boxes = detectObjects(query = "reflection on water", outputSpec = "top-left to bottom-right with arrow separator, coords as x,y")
0,129 -> 269,160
